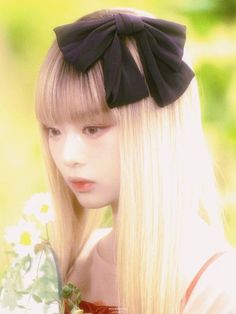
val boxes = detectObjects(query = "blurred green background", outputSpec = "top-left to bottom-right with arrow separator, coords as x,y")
0,0 -> 236,272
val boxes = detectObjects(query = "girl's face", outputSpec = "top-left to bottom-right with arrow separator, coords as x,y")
46,115 -> 120,210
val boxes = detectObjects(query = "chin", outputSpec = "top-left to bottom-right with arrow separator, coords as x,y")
75,196 -> 111,210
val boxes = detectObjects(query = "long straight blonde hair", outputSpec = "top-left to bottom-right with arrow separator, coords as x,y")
35,8 -> 224,313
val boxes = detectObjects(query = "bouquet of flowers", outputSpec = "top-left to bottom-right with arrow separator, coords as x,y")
0,193 -> 84,314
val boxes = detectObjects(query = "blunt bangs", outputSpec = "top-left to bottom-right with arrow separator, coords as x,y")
35,41 -> 116,128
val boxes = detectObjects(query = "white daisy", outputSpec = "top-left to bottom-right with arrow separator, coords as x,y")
23,192 -> 54,224
4,219 -> 41,256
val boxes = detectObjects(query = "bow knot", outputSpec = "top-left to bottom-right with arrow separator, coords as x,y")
54,14 -> 195,108
115,13 -> 144,36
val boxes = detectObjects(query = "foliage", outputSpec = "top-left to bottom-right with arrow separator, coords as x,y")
0,242 -> 60,313
0,193 -> 84,313
62,283 -> 84,314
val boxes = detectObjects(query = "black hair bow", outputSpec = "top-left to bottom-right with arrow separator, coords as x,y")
53,13 -> 195,108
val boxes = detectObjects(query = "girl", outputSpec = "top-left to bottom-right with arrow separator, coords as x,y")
34,7 -> 236,314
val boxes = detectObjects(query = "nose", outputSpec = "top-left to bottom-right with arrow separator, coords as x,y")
62,131 -> 86,167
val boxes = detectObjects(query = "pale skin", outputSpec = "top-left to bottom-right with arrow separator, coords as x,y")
46,117 -> 236,308
47,117 -> 118,264
47,118 -> 119,304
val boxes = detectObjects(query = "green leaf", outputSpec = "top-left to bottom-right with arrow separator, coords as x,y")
67,282 -> 75,289
21,254 -> 32,272
15,289 -> 30,295
32,294 -> 43,303
61,285 -> 73,298
18,305 -> 27,309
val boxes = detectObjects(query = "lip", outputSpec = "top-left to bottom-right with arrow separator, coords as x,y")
69,181 -> 95,192
68,177 -> 94,183
68,177 -> 95,192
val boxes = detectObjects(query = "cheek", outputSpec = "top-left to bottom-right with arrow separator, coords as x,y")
104,145 -> 120,181
100,156 -> 120,180
48,142 -> 61,169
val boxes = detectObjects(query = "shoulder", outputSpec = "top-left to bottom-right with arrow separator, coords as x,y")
180,215 -> 236,313
180,215 -> 231,283
70,227 -> 112,274
67,227 -> 112,292
199,248 -> 236,290
183,249 -> 236,313
80,227 -> 112,258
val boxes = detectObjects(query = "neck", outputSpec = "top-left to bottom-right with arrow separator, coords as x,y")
97,202 -> 118,265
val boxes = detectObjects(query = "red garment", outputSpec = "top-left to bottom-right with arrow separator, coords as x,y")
64,252 -> 224,313
64,299 -> 119,313
79,300 -> 119,313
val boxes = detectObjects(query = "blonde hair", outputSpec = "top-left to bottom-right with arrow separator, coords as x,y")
35,8 -> 224,313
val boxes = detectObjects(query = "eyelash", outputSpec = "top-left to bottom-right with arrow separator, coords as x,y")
84,126 -> 104,136
47,128 -> 60,137
46,126 -> 105,138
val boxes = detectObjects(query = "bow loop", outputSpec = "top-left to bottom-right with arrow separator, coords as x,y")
54,18 -> 116,72
53,13 -> 195,107
144,17 -> 186,71
115,13 -> 144,36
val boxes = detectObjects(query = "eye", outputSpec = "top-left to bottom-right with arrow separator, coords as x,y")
83,126 -> 104,137
47,127 -> 61,137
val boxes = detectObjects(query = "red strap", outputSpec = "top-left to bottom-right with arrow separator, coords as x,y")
180,251 -> 225,311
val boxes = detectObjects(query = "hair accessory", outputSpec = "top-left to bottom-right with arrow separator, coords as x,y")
53,13 -> 195,108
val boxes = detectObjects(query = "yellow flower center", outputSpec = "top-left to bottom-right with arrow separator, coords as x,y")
19,232 -> 32,246
41,204 -> 49,213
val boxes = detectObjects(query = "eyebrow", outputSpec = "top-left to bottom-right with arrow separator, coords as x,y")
76,109 -> 115,123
